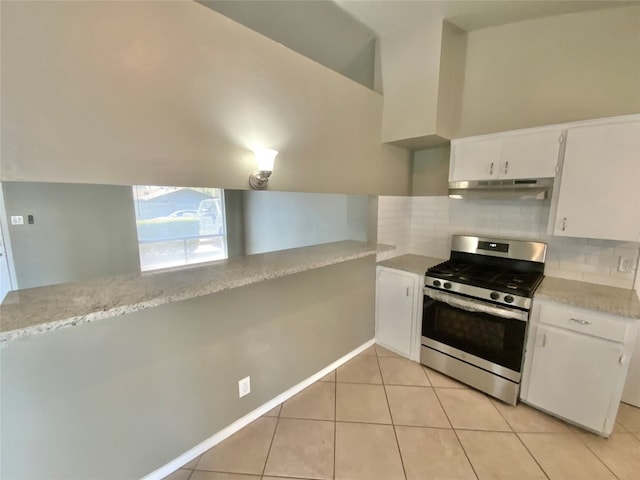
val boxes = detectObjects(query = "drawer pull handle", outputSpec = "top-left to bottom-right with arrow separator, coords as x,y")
542,333 -> 547,347
504,161 -> 509,174
570,318 -> 591,326
489,162 -> 494,175
561,217 -> 567,231
406,287 -> 409,297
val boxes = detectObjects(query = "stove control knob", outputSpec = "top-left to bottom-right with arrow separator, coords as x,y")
490,292 -> 500,300
443,282 -> 452,289
433,280 -> 441,287
504,295 -> 515,304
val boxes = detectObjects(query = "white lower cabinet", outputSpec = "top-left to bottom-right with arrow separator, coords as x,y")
375,266 -> 422,361
521,299 -> 638,436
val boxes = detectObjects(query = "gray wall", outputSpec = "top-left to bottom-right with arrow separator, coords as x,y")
2,182 -> 140,289
411,147 -> 450,197
0,257 -> 375,479
223,189 -> 246,258
243,191 -> 368,255
199,0 -> 377,90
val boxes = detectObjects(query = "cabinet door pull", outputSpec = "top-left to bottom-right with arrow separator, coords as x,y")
561,217 -> 567,231
406,287 -> 409,297
489,162 -> 494,175
619,355 -> 626,365
570,318 -> 591,326
542,333 -> 547,347
504,161 -> 509,174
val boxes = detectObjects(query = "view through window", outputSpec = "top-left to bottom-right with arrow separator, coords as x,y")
132,186 -> 227,271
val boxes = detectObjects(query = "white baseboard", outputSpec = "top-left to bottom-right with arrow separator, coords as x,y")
142,338 -> 375,480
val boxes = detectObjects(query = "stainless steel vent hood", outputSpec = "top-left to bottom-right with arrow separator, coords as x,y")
448,178 -> 554,200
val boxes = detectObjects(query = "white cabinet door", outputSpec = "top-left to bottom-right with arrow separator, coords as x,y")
375,268 -> 417,359
553,120 -> 640,241
500,130 -> 561,179
449,138 -> 501,182
622,326 -> 640,407
527,324 -> 625,433
450,129 -> 560,183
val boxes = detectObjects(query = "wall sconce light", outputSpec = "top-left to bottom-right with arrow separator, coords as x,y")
249,148 -> 278,190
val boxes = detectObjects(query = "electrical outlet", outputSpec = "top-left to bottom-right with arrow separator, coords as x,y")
10,216 -> 24,225
617,256 -> 635,273
238,376 -> 250,398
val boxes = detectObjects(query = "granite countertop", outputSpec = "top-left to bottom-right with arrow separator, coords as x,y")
0,240 -> 381,343
535,276 -> 640,319
378,254 -> 444,276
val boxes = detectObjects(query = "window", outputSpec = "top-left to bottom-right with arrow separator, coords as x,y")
132,186 -> 227,271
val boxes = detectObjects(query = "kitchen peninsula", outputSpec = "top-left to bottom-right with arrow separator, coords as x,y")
0,240 -> 391,343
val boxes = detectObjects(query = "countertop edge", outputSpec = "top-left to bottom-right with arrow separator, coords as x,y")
1,241 -> 378,344
377,254 -> 445,276
535,276 -> 640,320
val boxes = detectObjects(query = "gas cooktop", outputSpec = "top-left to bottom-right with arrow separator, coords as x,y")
423,235 -> 547,310
427,260 -> 544,297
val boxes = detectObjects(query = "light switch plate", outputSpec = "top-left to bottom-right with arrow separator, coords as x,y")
10,216 -> 24,225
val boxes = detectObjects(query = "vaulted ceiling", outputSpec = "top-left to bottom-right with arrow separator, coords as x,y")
334,0 -> 634,34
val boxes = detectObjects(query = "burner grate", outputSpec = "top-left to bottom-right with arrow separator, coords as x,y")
427,260 -> 544,297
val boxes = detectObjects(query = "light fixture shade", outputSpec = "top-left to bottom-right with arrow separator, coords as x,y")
254,148 -> 278,172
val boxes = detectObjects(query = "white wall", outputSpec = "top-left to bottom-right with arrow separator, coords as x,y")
435,22 -> 466,140
0,1 -> 410,195
243,191 -> 368,255
378,196 -> 640,289
378,19 -> 444,144
459,5 -> 640,137
199,0 -> 377,90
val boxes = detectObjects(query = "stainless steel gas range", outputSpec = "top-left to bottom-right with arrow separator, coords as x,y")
421,235 -> 547,405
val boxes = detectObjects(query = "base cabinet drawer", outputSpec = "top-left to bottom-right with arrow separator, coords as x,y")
539,301 -> 628,343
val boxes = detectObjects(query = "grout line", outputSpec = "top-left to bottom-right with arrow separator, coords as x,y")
276,416 -> 337,424
567,431 -> 623,480
375,350 -> 408,480
334,380 -> 384,386
512,433 -> 552,480
489,402 -> 551,480
260,410 -> 280,478
431,387 -> 480,480
193,470 -> 263,478
419,362 -> 432,386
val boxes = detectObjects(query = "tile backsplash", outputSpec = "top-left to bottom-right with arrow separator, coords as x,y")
377,196 -> 412,259
378,196 -> 639,289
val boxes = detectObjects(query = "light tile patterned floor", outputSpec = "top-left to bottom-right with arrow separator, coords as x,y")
164,344 -> 640,480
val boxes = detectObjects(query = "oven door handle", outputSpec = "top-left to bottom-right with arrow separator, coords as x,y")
424,288 -> 528,322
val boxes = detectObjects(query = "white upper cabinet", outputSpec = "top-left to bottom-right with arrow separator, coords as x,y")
551,117 -> 640,242
449,138 -> 502,181
450,129 -> 562,182
500,130 -> 562,179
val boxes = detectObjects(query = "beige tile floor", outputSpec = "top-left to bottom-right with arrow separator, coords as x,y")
164,344 -> 640,480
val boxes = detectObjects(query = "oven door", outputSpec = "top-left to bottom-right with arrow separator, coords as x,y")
421,288 -> 528,382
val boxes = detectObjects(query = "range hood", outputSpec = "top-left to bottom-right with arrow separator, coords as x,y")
448,178 -> 554,200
